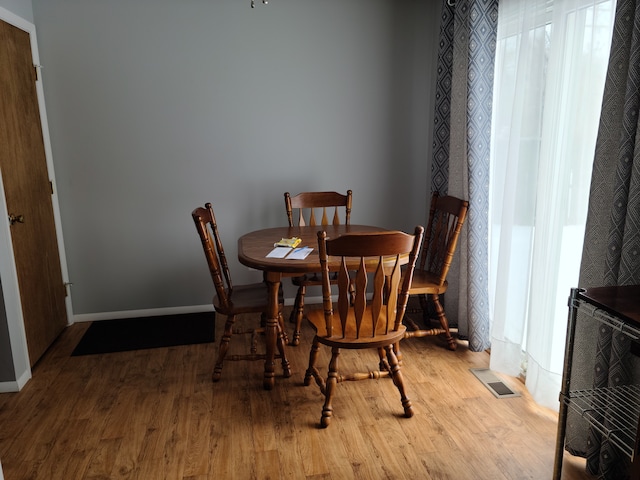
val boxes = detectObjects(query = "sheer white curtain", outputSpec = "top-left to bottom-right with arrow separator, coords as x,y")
488,0 -> 616,409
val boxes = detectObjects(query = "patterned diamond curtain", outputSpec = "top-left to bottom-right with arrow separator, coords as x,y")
570,0 -> 640,477
431,0 -> 496,352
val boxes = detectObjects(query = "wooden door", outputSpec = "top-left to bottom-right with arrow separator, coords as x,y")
0,19 -> 67,366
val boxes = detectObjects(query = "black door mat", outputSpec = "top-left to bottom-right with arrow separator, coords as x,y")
71,312 -> 215,356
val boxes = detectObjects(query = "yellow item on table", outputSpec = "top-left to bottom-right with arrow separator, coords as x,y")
274,237 -> 302,248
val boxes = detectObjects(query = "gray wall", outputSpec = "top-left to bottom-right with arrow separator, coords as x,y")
0,0 -> 31,22
10,0 -> 440,319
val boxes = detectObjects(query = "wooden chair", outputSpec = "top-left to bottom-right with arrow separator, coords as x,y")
304,227 -> 423,428
404,192 -> 469,351
192,203 -> 290,382
284,190 -> 353,346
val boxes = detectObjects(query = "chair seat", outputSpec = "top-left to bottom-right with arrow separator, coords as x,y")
408,271 -> 448,295
214,282 -> 283,316
291,272 -> 322,286
291,271 -> 340,286
306,309 -> 407,349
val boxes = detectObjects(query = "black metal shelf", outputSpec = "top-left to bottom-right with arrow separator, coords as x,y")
554,286 -> 640,480
562,384 -> 640,459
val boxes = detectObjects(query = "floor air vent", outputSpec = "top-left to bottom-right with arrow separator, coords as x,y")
470,368 -> 521,399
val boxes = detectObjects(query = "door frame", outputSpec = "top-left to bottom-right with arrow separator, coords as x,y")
0,7 -> 73,392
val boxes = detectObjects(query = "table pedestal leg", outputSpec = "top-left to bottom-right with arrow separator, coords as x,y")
263,272 -> 280,390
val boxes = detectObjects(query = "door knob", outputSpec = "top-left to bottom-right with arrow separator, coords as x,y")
8,214 -> 25,225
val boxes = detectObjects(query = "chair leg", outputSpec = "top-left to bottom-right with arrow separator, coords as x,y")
384,344 -> 414,418
348,280 -> 355,305
213,314 -> 236,382
432,294 -> 456,351
304,336 -> 320,386
377,347 -> 386,371
378,342 -> 402,370
289,284 -> 306,346
393,341 -> 403,365
276,312 -> 292,378
277,311 -> 289,346
212,311 -> 216,341
418,293 -> 429,324
320,347 -> 340,428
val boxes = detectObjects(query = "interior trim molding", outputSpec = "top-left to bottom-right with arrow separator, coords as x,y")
73,304 -> 215,323
72,295 -> 323,323
0,369 -> 30,393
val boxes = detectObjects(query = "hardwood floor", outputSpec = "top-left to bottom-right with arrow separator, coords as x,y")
0,308 -> 595,479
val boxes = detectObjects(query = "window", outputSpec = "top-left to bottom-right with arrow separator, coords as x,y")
488,0 -> 616,409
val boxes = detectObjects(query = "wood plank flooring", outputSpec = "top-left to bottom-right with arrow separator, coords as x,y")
0,308 -> 595,479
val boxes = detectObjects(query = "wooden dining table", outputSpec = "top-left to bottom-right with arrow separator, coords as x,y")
237,224 -> 389,390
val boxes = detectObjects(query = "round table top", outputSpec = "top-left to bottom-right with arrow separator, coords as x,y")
237,224 -> 387,274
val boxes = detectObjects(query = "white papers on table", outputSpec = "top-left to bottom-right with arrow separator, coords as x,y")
265,246 -> 314,260
266,247 -> 292,258
287,247 -> 313,260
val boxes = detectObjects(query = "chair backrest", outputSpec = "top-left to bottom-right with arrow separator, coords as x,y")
316,227 -> 424,338
285,190 -> 352,227
192,203 -> 232,309
419,192 -> 469,286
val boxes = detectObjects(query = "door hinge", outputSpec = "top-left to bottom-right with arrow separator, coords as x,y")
34,64 -> 42,82
50,181 -> 54,195
64,282 -> 73,297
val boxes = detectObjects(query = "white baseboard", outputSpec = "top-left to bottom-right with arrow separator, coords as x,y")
0,369 -> 31,393
0,381 -> 20,393
72,296 -> 323,323
73,304 -> 215,323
